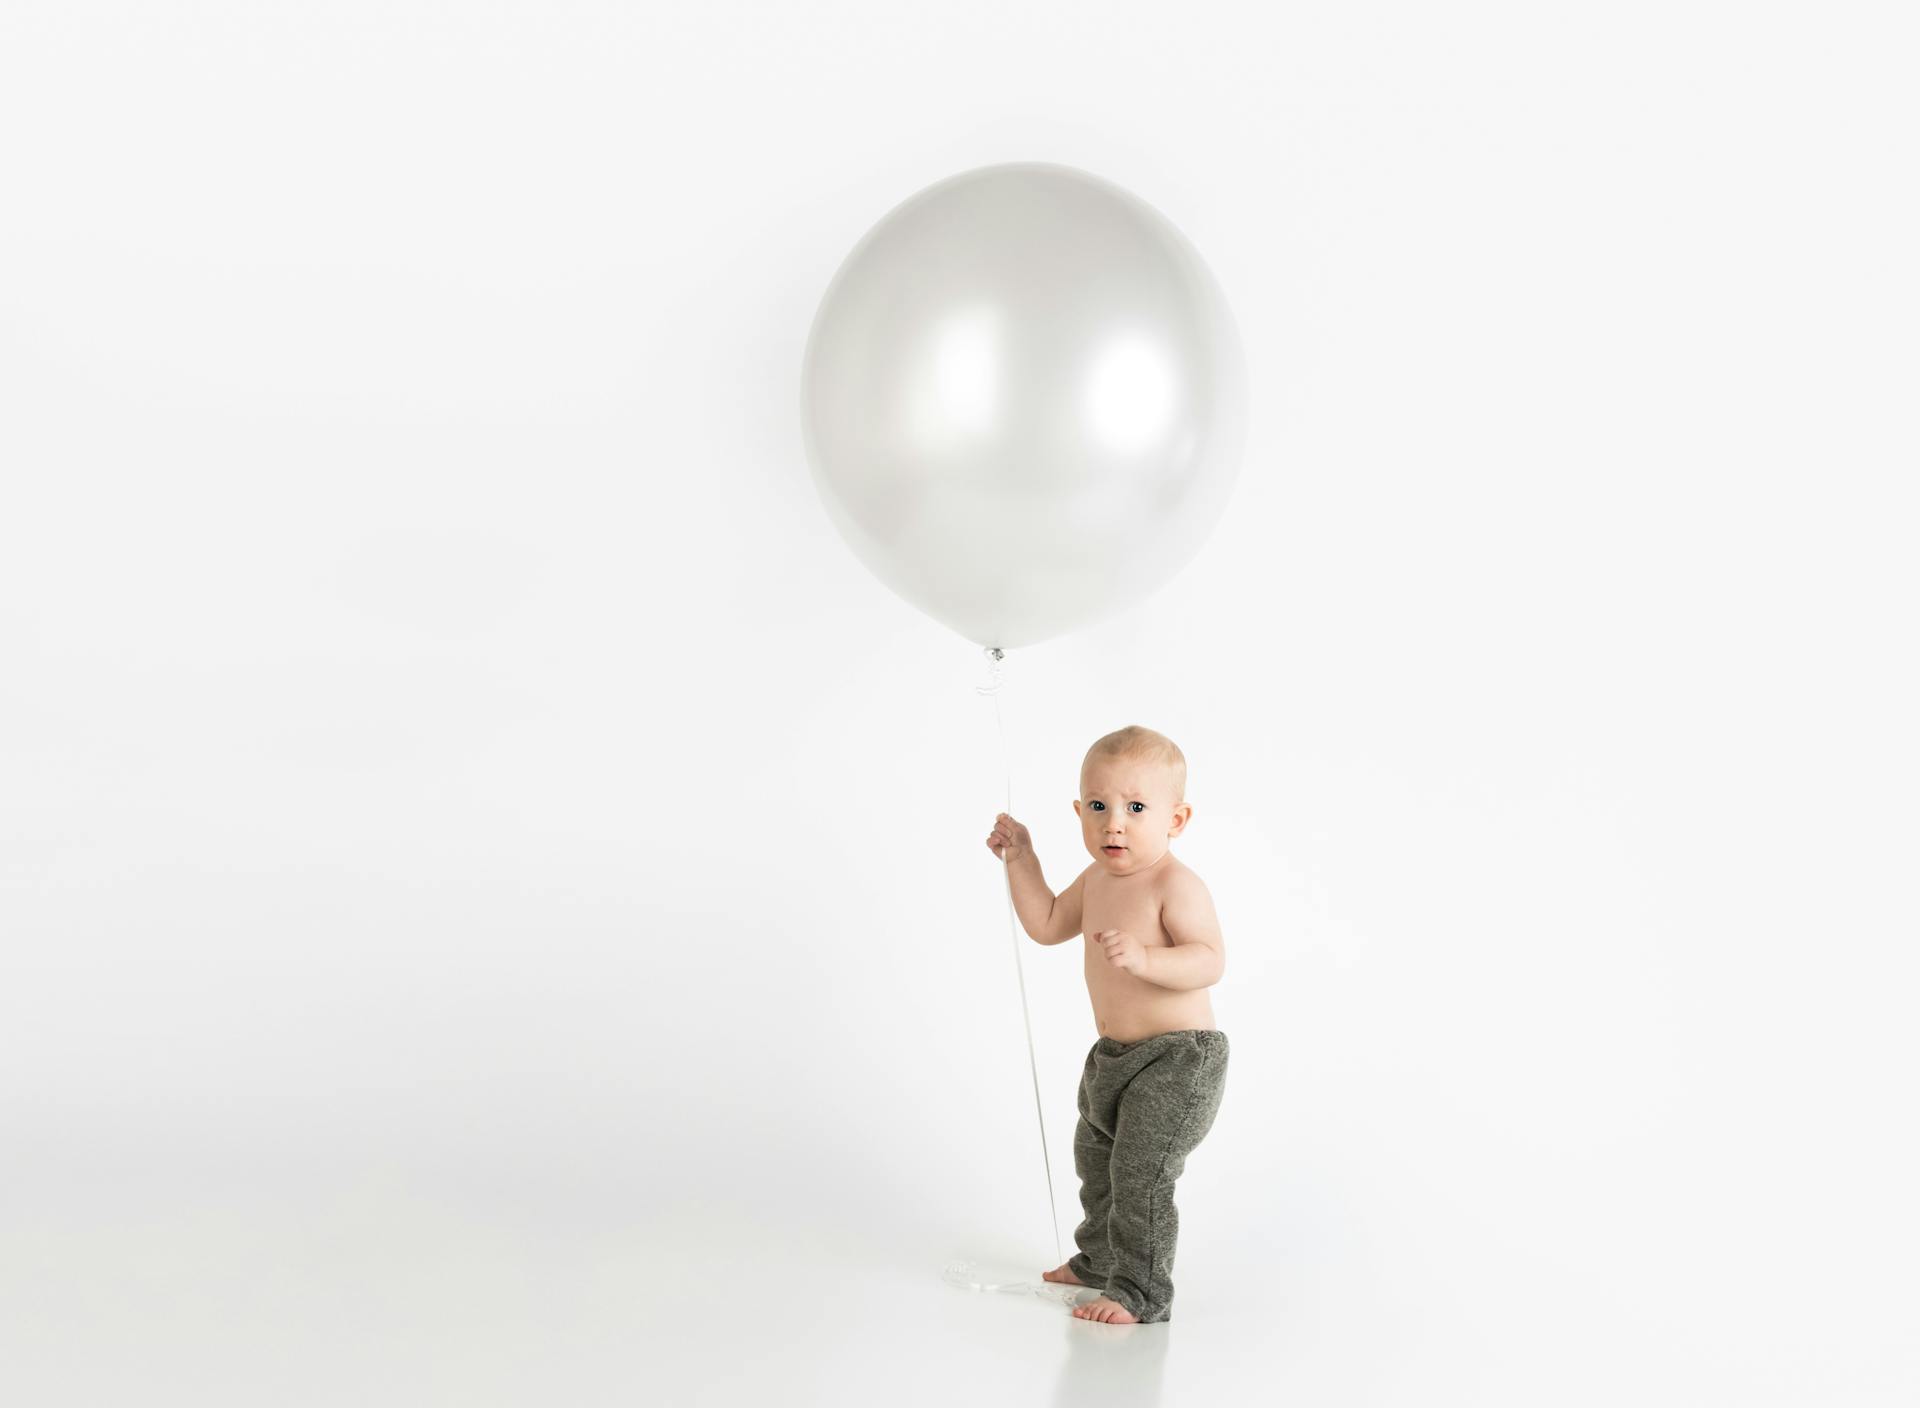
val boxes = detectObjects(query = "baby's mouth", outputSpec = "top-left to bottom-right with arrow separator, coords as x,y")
1103,844 -> 1127,854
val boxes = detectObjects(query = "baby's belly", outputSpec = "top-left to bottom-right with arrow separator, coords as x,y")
1084,940 -> 1217,1043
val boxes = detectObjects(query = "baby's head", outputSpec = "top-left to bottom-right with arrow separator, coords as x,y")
1073,725 -> 1193,875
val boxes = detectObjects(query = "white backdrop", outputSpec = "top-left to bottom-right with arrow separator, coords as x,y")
3,3 -> 1915,1405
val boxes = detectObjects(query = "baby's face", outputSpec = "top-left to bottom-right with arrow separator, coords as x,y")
1073,757 -> 1189,875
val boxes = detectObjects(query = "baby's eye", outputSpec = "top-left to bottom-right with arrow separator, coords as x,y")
1128,801 -> 1146,814
1089,800 -> 1104,811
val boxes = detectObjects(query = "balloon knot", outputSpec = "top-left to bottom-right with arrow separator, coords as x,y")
975,646 -> 1006,695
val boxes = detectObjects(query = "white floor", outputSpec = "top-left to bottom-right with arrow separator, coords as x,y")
5,1141 -> 1912,1408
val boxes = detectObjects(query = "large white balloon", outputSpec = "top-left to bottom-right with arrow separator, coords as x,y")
800,162 -> 1248,650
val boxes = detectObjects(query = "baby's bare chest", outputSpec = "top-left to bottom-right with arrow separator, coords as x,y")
1081,874 -> 1171,948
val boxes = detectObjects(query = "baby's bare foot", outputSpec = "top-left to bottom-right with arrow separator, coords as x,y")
1041,1261 -> 1086,1286
1071,1295 -> 1140,1324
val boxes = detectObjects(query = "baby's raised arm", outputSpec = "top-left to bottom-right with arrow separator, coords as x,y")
985,812 -> 1087,945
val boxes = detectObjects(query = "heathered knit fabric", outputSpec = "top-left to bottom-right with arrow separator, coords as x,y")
1064,1028 -> 1229,1322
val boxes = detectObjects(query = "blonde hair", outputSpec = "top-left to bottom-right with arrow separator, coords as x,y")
1082,725 -> 1187,802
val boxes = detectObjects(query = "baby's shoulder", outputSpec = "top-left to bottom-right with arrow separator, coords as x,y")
1153,853 -> 1211,897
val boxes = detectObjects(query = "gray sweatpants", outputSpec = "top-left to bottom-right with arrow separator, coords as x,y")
1065,1028 -> 1229,1323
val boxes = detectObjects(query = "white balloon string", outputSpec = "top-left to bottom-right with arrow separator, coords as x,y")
974,645 -> 1005,697
978,645 -> 1065,1271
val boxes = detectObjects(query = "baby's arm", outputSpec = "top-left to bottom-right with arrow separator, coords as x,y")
1143,870 -> 1226,990
985,813 -> 1088,945
1033,868 -> 1088,945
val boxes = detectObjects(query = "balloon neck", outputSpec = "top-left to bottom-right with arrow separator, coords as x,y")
976,645 -> 1007,697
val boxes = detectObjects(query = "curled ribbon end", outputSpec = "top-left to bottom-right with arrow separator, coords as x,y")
975,645 -> 1007,696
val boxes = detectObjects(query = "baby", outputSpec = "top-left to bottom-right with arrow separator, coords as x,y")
984,724 -> 1230,1325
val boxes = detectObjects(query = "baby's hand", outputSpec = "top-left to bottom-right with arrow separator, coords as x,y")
1093,930 -> 1148,976
985,812 -> 1032,862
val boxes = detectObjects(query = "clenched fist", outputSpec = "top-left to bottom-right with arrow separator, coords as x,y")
985,812 -> 1032,863
1094,929 -> 1148,976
